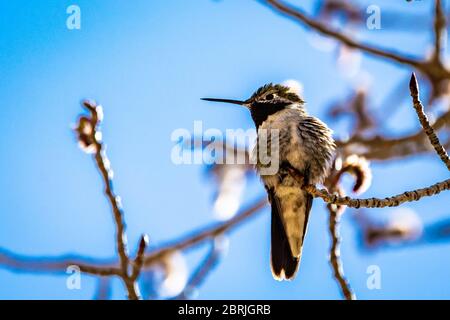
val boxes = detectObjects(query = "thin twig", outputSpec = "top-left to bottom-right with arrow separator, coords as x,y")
409,73 -> 450,170
175,238 -> 223,300
82,101 -> 139,300
327,202 -> 355,300
83,101 -> 130,273
323,164 -> 358,300
303,178 -> 450,209
433,0 -> 446,62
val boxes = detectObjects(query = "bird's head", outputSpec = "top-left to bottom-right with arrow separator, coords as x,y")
202,83 -> 305,127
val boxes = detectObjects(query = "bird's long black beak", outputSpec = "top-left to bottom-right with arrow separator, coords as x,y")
201,98 -> 248,107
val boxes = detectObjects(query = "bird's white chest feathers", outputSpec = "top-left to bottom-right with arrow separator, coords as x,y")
255,108 -> 309,171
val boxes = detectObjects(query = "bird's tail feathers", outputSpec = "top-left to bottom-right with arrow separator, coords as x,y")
269,192 -> 300,281
268,182 -> 313,281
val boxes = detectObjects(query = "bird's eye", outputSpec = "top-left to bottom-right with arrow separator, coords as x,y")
265,94 -> 274,100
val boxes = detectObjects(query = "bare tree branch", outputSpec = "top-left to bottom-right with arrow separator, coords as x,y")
175,238 -> 223,300
79,101 -> 141,300
361,137 -> 450,161
0,199 -> 266,286
303,178 -> 450,209
144,199 -> 267,266
262,0 -> 422,68
261,0 -> 450,102
327,201 -> 355,300
82,101 -> 130,274
409,73 -> 450,170
433,0 -> 446,62
337,110 -> 450,149
0,249 -> 120,276
324,163 -> 357,300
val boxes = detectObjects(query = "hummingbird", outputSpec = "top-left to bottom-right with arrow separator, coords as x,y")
202,83 -> 335,280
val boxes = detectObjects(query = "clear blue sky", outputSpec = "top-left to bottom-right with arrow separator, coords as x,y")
0,0 -> 449,299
